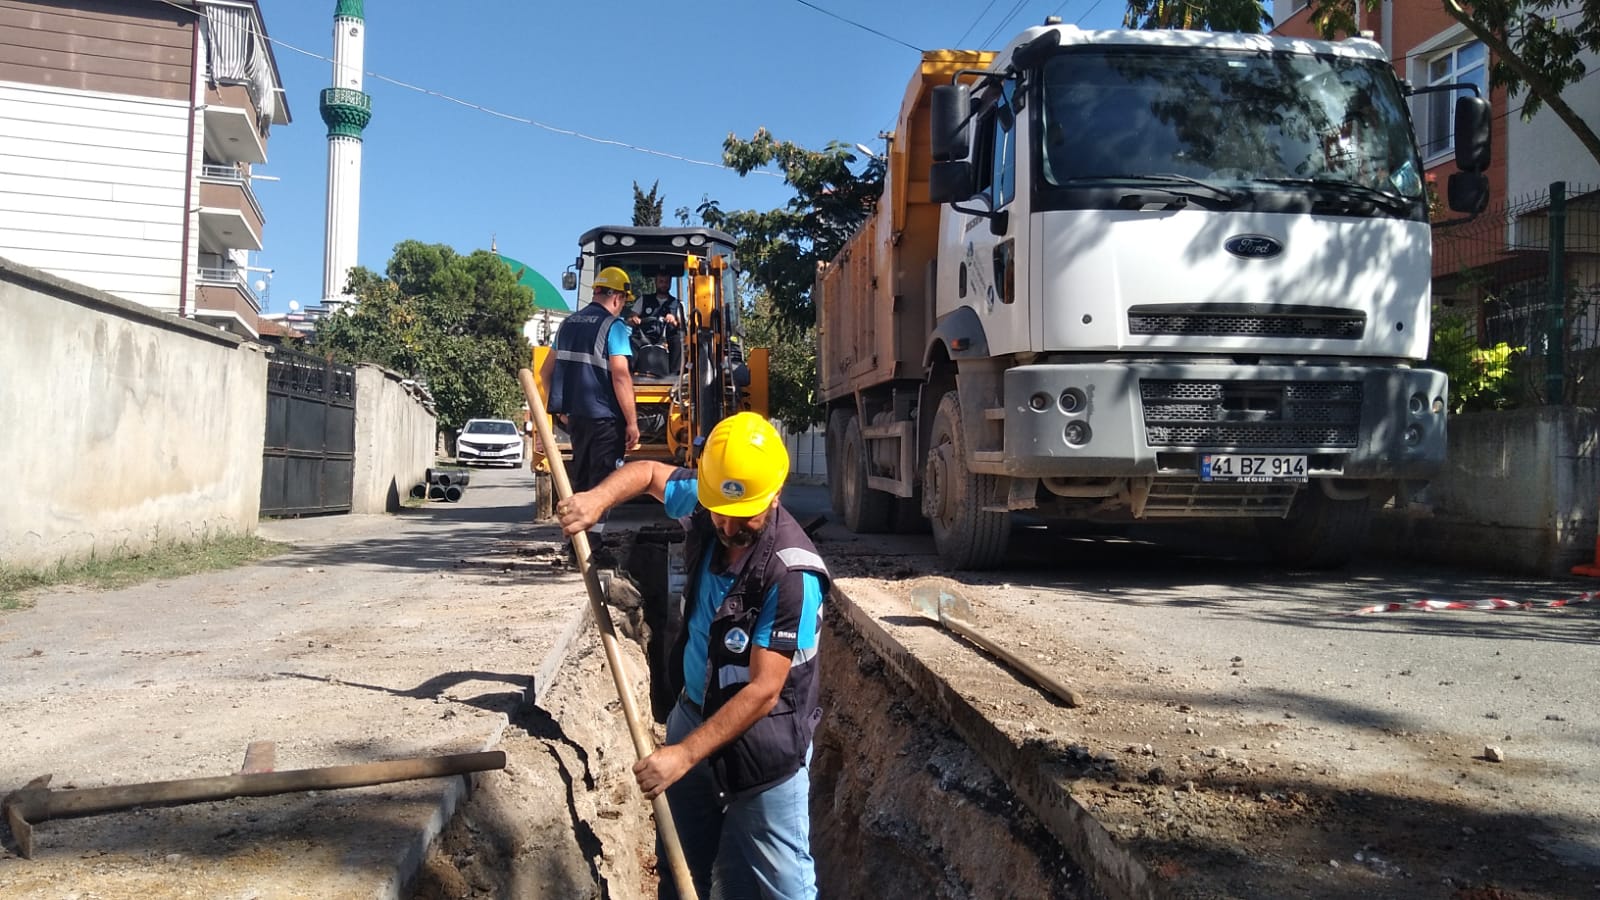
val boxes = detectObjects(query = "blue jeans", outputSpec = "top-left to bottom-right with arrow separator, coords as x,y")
657,697 -> 818,900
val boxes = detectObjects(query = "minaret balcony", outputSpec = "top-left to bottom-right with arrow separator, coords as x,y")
198,164 -> 265,252
204,83 -> 268,164
319,88 -> 372,139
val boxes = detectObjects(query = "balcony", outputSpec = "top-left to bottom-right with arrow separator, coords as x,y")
198,164 -> 264,252
204,83 -> 268,164
195,264 -> 262,332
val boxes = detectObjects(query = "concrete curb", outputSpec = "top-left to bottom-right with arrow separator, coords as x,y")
832,586 -> 1167,900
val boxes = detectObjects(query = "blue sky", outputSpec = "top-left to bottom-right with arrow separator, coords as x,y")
252,0 -> 1131,314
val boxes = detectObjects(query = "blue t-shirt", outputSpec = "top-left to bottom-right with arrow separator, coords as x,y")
606,319 -> 633,358
663,471 -> 824,706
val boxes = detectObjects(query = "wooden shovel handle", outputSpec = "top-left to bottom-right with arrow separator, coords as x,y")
942,615 -> 1086,708
517,368 -> 699,900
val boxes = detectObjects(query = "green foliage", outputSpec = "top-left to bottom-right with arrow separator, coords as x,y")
316,240 -> 536,429
1429,305 -> 1524,412
741,289 -> 820,430
1123,0 -> 1273,32
688,128 -> 885,332
633,180 -> 664,227
673,130 -> 886,429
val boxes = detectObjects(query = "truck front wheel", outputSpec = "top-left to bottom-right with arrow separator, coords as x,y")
925,392 -> 1010,569
1256,483 -> 1372,569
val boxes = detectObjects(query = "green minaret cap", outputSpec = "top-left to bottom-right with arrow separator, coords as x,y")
334,0 -> 364,21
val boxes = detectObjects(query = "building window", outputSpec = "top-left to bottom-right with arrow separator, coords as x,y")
1418,40 -> 1488,159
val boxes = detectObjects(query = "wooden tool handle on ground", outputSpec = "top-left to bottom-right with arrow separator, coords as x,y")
943,615 -> 1086,708
517,368 -> 698,900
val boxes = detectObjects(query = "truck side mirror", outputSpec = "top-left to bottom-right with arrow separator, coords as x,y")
1453,95 -> 1491,173
929,161 -> 976,203
1447,171 -> 1489,214
930,84 -> 971,163
561,271 -> 577,291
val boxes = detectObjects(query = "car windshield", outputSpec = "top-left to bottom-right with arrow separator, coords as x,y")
1038,48 -> 1423,199
466,421 -> 518,436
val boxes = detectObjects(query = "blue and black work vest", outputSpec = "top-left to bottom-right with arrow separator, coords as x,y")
549,301 -> 622,420
671,504 -> 831,801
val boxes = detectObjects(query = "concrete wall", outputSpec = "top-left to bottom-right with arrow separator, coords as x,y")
351,364 -> 437,513
1372,407 -> 1600,576
0,257 -> 266,569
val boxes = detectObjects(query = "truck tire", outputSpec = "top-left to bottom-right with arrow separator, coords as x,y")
1257,485 -> 1372,569
826,408 -> 851,518
841,416 -> 892,534
926,392 -> 1010,569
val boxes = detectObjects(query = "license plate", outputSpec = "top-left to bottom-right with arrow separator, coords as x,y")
1201,454 -> 1307,483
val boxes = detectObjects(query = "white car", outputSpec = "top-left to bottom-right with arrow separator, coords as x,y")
456,418 -> 525,467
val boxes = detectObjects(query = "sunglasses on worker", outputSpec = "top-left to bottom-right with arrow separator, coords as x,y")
593,286 -> 620,297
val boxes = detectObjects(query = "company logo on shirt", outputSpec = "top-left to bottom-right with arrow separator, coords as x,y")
720,479 -> 746,501
723,627 -> 750,654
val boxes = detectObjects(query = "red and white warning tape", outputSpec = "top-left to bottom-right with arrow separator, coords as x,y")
1348,591 -> 1600,616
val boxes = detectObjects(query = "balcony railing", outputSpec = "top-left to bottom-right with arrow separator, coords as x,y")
197,266 -> 261,307
198,165 -> 265,224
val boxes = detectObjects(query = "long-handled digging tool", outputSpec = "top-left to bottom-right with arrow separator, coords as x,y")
517,367 -> 698,900
2,750 -> 506,859
909,578 -> 1086,708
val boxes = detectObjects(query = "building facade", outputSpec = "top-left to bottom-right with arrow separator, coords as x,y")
0,0 -> 289,338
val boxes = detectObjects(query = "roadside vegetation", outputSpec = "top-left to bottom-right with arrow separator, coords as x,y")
0,535 -> 285,612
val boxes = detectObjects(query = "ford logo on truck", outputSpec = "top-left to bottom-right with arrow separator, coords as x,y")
1224,235 -> 1283,259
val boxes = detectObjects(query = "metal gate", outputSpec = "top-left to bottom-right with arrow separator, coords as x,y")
261,349 -> 356,516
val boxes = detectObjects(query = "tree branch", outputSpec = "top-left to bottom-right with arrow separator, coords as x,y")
1439,0 -> 1600,166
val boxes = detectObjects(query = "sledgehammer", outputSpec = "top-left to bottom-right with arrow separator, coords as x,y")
517,367 -> 698,900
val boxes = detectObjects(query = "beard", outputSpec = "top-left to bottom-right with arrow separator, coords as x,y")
717,523 -> 764,549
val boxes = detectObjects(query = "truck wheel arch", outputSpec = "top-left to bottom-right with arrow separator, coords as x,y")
925,307 -> 990,369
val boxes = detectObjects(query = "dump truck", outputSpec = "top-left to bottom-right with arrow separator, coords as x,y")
817,20 -> 1492,570
534,225 -> 768,468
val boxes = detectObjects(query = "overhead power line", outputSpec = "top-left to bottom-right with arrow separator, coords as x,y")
158,0 -> 778,178
788,0 -> 925,52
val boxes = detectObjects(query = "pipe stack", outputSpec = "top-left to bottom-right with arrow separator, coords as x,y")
415,467 -> 471,503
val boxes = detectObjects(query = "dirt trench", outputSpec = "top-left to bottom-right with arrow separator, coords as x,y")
409,541 -> 1087,900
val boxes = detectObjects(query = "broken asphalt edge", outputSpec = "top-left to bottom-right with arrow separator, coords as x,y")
376,599 -> 592,900
832,586 -> 1167,900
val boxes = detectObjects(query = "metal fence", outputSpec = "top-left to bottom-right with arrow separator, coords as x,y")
1432,181 -> 1600,406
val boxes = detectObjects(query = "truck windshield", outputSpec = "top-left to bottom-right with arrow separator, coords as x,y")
1038,48 -> 1423,201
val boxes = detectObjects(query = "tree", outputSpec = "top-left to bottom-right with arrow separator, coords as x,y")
691,128 -> 886,332
1123,0 -> 1272,32
316,240 -> 536,430
740,288 -> 820,431
632,180 -> 664,227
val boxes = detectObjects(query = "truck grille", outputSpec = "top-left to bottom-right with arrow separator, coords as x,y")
1140,478 -> 1298,517
1128,306 -> 1365,339
1140,380 -> 1362,448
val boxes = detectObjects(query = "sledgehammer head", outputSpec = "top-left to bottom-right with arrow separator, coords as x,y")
3,774 -> 50,858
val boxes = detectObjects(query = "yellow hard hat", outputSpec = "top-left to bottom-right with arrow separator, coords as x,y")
593,266 -> 631,297
697,413 -> 790,517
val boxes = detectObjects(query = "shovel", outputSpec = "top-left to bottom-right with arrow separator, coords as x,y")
517,368 -> 698,900
909,579 -> 1085,708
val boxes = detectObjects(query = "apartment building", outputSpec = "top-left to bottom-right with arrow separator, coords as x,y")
0,0 -> 289,338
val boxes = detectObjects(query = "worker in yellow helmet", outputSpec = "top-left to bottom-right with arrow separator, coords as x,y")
557,412 -> 830,900
538,266 -> 640,551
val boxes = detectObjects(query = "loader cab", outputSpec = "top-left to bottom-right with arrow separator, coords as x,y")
569,226 -> 767,466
